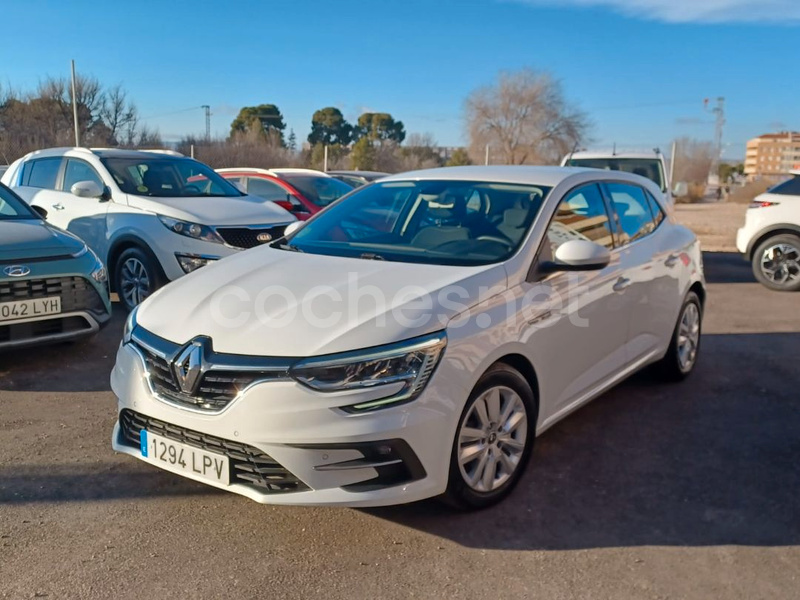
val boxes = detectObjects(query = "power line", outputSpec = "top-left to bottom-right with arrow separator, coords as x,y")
141,106 -> 204,120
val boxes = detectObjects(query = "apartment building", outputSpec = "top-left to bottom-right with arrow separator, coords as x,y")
744,132 -> 800,181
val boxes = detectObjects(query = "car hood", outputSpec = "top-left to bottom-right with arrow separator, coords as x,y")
0,219 -> 85,261
137,248 -> 507,356
125,193 -> 295,226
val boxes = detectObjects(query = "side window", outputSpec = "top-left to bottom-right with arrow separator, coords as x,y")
645,190 -> 665,228
21,158 -> 62,189
62,159 -> 104,192
605,182 -> 656,244
546,184 -> 615,257
247,177 -> 289,202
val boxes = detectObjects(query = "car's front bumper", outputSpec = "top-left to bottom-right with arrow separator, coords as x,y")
110,341 -> 463,506
0,255 -> 112,350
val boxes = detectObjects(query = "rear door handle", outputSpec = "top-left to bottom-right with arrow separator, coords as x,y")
52,203 -> 65,211
613,277 -> 631,293
665,254 -> 679,268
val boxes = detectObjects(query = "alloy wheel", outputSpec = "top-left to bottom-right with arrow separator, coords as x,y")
119,257 -> 151,308
457,385 -> 528,493
677,302 -> 700,372
760,244 -> 800,286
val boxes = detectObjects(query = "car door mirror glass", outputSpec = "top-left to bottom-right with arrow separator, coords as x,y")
70,180 -> 103,199
545,240 -> 611,272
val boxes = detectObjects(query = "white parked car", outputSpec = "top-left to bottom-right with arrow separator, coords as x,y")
736,172 -> 800,291
111,166 -> 705,509
1,148 -> 295,311
563,150 -> 672,205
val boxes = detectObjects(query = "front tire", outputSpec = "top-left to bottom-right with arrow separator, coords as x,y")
115,247 -> 164,312
656,291 -> 702,381
442,363 -> 536,510
751,234 -> 800,292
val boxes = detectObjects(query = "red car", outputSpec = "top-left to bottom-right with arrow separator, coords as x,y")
216,168 -> 353,220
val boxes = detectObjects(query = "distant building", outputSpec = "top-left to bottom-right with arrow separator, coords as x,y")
744,132 -> 800,181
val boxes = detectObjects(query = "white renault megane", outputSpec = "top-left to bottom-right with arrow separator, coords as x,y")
111,166 -> 705,509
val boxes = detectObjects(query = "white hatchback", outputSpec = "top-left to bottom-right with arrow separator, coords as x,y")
111,166 -> 705,509
1,148 -> 295,310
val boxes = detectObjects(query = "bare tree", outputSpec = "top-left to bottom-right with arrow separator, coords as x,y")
672,137 -> 715,184
101,84 -> 139,145
465,68 -> 589,165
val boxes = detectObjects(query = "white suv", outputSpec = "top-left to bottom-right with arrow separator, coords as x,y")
563,150 -> 672,205
1,148 -> 295,310
736,172 -> 800,291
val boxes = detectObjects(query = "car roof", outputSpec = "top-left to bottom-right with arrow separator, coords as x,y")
328,170 -> 389,177
566,151 -> 663,160
217,167 -> 333,178
379,165 -> 604,187
21,147 -> 186,160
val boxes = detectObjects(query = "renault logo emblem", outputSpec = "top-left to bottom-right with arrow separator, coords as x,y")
256,232 -> 272,243
172,339 -> 207,395
3,265 -> 31,277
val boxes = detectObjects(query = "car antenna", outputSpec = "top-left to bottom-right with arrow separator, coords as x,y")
612,143 -> 617,156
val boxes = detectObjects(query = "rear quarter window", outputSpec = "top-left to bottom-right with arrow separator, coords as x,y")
21,158 -> 62,189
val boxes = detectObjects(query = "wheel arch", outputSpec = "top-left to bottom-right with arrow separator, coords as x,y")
747,225 -> 800,260
107,235 -> 166,292
489,353 -> 540,416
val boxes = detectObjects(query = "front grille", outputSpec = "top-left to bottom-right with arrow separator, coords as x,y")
0,276 -> 106,318
135,342 -> 284,411
216,225 -> 288,249
119,409 -> 308,494
0,315 -> 91,344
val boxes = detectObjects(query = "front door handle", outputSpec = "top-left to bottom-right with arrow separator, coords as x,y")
52,203 -> 65,211
665,254 -> 680,268
613,277 -> 631,293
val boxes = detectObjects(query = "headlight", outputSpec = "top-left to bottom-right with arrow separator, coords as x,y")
175,253 -> 219,274
158,216 -> 223,244
89,251 -> 107,283
122,305 -> 139,345
289,332 -> 446,412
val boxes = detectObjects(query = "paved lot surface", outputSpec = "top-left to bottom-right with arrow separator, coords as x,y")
1,253 -> 798,599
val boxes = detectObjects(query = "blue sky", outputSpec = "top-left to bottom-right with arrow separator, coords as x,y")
1,0 -> 798,159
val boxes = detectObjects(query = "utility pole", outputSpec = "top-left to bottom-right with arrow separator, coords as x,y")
201,105 -> 211,140
323,145 -> 328,172
705,97 -> 725,183
485,144 -> 490,166
70,60 -> 80,146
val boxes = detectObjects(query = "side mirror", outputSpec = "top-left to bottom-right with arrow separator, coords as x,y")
541,240 -> 611,273
284,220 -> 303,237
71,180 -> 103,199
275,200 -> 294,212
31,205 -> 48,219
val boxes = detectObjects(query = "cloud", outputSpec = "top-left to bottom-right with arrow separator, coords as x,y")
511,0 -> 800,23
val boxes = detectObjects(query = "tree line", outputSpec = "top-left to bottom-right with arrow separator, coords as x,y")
0,75 -> 160,163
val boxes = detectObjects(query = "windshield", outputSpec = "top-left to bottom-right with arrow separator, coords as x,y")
0,184 -> 38,220
278,174 -> 353,207
102,157 -> 244,198
568,157 -> 666,191
281,180 -> 551,266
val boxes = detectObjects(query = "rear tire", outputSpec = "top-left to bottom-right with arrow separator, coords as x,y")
751,234 -> 800,292
114,247 -> 165,312
441,363 -> 536,510
656,291 -> 702,381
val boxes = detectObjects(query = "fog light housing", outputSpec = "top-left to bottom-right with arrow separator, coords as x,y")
176,253 -> 219,274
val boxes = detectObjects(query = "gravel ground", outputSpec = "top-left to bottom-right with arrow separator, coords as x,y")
673,202 -> 747,252
1,252 -> 798,600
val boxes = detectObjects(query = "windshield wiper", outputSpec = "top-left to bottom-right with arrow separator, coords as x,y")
359,252 -> 385,261
276,243 -> 303,253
